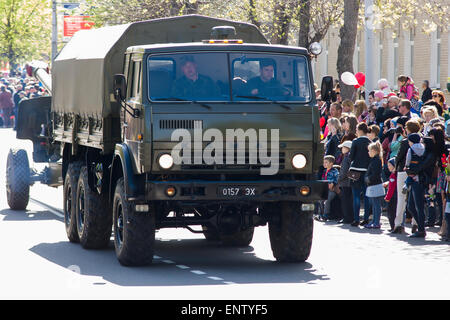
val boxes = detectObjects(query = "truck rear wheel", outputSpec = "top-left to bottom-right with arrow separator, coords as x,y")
6,149 -> 30,210
63,161 -> 82,243
113,178 -> 155,266
76,166 -> 112,249
268,201 -> 313,262
220,227 -> 254,247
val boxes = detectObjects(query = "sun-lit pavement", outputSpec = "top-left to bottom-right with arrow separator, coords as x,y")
0,128 -> 449,300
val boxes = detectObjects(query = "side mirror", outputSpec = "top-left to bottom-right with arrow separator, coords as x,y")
320,76 -> 334,103
113,74 -> 127,101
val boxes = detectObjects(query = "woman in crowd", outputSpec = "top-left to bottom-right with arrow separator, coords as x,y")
340,115 -> 358,143
325,117 -> 343,159
354,100 -> 368,122
432,90 -> 447,113
342,99 -> 354,114
348,123 -> 372,227
422,106 -> 440,136
426,128 -> 448,227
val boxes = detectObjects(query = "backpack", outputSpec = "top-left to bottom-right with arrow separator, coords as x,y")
401,79 -> 420,112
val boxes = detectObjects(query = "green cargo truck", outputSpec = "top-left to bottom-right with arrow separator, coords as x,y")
6,15 -> 328,266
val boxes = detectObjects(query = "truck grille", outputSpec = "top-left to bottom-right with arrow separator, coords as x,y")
180,152 -> 285,171
159,120 -> 202,130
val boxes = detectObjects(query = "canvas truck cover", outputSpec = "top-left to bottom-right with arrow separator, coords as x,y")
51,15 -> 268,118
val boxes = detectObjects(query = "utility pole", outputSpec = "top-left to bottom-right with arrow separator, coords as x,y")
364,0 -> 374,104
52,0 -> 58,62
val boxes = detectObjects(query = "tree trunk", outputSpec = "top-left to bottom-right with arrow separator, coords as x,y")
271,3 -> 292,45
297,0 -> 311,48
336,0 -> 360,101
248,0 -> 261,28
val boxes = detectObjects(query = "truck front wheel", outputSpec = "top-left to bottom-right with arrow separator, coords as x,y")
268,201 -> 313,262
76,166 -> 112,249
113,178 -> 155,266
6,149 -> 30,210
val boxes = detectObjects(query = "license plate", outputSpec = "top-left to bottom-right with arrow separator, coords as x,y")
218,186 -> 258,197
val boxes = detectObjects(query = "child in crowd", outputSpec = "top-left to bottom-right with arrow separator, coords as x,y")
364,141 -> 385,229
368,124 -> 380,142
403,133 -> 425,194
318,155 -> 340,221
374,90 -> 385,108
384,158 -> 397,231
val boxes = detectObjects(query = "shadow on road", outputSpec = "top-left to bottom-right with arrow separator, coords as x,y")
0,208 -> 63,222
29,235 -> 329,287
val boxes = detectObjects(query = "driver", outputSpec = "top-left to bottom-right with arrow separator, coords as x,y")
246,59 -> 290,97
171,55 -> 220,99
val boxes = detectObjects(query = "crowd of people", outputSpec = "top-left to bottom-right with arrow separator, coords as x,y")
0,71 -> 49,129
317,75 -> 450,242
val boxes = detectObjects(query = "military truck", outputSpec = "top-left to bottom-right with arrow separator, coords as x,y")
6,15 -> 328,266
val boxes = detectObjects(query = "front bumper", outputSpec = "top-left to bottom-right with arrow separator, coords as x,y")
144,179 -> 328,202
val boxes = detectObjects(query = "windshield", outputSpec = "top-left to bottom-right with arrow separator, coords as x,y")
147,52 -> 311,102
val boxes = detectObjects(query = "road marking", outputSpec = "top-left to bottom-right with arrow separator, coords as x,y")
153,255 -> 161,259
30,198 -> 64,218
208,276 -> 224,281
191,270 -> 206,275
176,265 -> 190,269
162,259 -> 175,264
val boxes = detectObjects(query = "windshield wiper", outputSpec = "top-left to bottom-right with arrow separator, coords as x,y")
154,97 -> 211,110
235,95 -> 292,110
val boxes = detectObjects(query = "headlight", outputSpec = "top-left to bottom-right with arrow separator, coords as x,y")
292,154 -> 307,169
158,154 -> 174,169
308,42 -> 322,56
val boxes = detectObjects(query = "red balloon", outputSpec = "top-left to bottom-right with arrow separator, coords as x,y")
354,84 -> 361,89
355,72 -> 366,86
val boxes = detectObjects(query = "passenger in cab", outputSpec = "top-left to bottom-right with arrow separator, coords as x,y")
171,55 -> 220,99
246,59 -> 290,97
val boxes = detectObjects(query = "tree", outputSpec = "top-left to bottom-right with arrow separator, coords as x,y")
370,0 -> 449,35
0,0 -> 51,72
336,0 -> 361,101
295,0 -> 344,48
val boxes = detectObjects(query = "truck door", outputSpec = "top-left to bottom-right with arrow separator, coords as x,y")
124,54 -> 143,142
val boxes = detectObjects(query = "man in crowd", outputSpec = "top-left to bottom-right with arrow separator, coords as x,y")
0,85 -> 13,127
329,102 -> 343,119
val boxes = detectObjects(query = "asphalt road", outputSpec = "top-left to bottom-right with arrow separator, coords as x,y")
0,128 -> 449,300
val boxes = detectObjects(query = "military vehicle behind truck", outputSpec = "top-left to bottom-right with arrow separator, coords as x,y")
6,15 -> 328,266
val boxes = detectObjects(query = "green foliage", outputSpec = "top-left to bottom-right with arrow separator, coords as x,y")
0,0 -> 51,68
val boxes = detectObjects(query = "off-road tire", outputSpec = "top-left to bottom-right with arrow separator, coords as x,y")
6,149 -> 30,210
63,161 -> 82,243
202,225 -> 221,241
220,227 -> 255,247
76,166 -> 112,249
113,178 -> 155,266
268,201 -> 313,262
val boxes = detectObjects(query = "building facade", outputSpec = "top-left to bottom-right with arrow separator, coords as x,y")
313,25 -> 450,101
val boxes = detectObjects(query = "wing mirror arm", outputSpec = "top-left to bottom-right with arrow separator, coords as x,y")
113,74 -> 140,118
